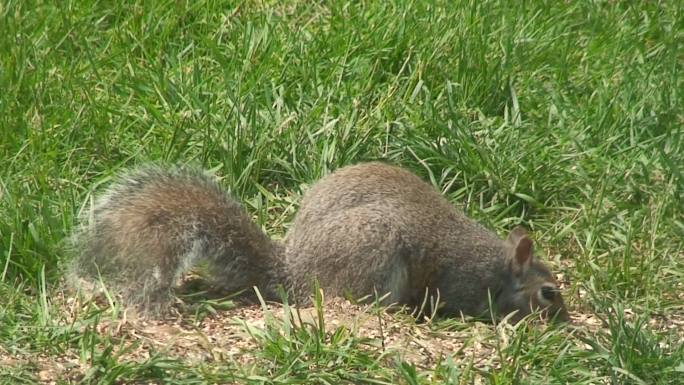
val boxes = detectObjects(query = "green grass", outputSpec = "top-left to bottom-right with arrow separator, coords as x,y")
1,0 -> 683,383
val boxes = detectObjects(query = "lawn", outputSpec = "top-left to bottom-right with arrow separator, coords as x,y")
1,0 -> 683,384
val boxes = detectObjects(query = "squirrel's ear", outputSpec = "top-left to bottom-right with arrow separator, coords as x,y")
506,226 -> 534,272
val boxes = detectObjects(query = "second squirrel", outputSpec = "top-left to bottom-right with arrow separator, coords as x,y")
67,162 -> 569,322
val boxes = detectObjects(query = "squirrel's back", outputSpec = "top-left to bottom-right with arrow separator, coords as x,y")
286,163 -> 498,306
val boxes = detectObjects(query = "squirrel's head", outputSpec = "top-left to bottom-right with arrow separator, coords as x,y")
495,226 -> 570,323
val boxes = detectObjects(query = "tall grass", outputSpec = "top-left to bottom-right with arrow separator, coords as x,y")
1,0 -> 682,383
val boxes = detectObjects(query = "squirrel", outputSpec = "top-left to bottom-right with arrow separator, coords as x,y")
67,162 -> 569,322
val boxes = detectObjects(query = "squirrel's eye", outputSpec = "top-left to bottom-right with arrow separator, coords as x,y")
540,286 -> 556,301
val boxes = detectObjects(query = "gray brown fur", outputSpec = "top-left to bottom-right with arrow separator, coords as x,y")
67,166 -> 285,315
67,162 -> 568,322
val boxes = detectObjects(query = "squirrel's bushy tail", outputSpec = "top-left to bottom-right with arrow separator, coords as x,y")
66,165 -> 284,315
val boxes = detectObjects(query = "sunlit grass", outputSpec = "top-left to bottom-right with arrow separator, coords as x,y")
1,0 -> 682,383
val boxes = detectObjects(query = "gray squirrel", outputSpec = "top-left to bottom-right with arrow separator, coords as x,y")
67,162 -> 569,322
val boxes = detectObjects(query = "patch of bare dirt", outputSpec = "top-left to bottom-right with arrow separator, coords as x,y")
6,286 -> 683,384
